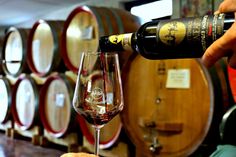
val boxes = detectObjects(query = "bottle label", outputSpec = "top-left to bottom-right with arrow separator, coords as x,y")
122,33 -> 133,52
108,33 -> 133,51
159,21 -> 186,46
109,34 -> 123,44
157,14 -> 225,51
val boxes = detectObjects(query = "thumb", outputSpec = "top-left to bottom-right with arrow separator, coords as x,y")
202,22 -> 236,67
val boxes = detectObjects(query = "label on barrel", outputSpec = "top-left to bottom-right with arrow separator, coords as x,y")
81,26 -> 94,40
166,69 -> 190,89
55,93 -> 65,107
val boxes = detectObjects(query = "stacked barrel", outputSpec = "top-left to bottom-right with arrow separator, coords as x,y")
0,76 -> 12,136
0,5 -> 141,154
2,4 -> 234,157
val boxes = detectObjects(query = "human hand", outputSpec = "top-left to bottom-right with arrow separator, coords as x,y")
216,0 -> 236,13
202,21 -> 236,68
60,152 -> 98,157
202,0 -> 236,68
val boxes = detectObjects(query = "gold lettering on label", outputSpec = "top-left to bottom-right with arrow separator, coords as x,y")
186,20 -> 193,40
201,15 -> 208,50
159,21 -> 186,46
217,26 -> 222,35
192,18 -> 201,42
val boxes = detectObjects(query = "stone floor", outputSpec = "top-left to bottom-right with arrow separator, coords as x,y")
0,133 -> 66,157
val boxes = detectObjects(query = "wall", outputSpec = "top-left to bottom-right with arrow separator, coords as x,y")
17,0 -> 131,28
15,0 -> 225,28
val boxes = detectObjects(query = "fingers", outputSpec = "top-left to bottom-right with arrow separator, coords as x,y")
218,0 -> 236,13
202,39 -> 230,68
202,23 -> 236,67
228,51 -> 236,68
210,0 -> 236,68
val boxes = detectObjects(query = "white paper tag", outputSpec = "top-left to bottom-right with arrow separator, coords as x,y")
81,26 -> 93,40
166,69 -> 190,89
55,93 -> 65,107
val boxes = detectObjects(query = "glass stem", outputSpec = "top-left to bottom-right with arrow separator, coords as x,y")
94,127 -> 100,156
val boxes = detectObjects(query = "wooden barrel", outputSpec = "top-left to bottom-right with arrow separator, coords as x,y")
27,20 -> 65,77
11,74 -> 40,130
2,27 -> 30,77
39,73 -> 81,138
0,27 -> 7,75
0,76 -> 12,124
77,112 -> 122,149
120,55 -> 234,157
61,5 -> 141,73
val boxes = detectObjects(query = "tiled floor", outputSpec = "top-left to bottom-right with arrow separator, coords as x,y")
0,133 -> 66,157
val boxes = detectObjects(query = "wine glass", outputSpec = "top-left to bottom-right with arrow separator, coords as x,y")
72,51 -> 124,155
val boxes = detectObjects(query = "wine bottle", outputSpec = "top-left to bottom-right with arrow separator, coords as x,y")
99,13 -> 235,59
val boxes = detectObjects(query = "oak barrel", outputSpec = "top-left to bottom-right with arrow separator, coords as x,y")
61,5 -> 140,73
120,56 -> 233,157
0,27 -> 7,75
2,27 -> 30,77
39,73 -> 81,138
0,76 -> 12,124
27,20 -> 65,77
11,74 -> 40,130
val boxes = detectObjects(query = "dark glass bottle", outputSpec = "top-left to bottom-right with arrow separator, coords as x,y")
99,13 -> 235,60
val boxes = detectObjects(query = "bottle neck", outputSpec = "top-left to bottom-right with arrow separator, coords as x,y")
224,13 -> 235,31
99,33 -> 135,52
